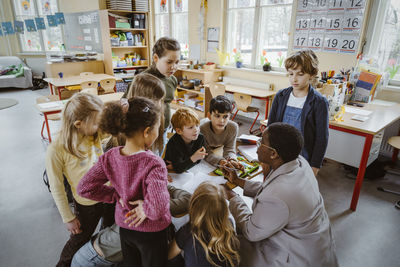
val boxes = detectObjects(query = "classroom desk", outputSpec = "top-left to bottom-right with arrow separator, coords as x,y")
223,84 -> 277,119
44,74 -> 122,100
325,100 -> 400,211
36,92 -> 124,142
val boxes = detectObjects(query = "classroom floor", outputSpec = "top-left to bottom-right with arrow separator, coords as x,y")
1,87 -> 399,267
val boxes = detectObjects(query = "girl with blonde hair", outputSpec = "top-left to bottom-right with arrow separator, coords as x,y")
168,181 -> 240,267
45,93 -> 114,267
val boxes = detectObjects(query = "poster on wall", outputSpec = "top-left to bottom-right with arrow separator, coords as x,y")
293,0 -> 366,54
2,22 -> 15,35
24,19 -> 37,32
0,27 -> 3,36
14,20 -> 24,33
47,15 -> 58,27
35,17 -> 46,30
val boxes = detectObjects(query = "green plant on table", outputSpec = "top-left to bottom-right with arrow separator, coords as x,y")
232,48 -> 243,63
386,58 -> 400,79
276,51 -> 285,68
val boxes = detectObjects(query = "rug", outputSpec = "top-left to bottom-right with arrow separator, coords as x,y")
0,98 -> 18,110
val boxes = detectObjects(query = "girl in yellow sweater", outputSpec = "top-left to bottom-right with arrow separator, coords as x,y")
45,93 -> 114,267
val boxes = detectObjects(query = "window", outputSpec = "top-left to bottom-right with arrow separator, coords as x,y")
12,0 -> 63,53
154,0 -> 188,58
226,0 -> 293,69
368,0 -> 400,85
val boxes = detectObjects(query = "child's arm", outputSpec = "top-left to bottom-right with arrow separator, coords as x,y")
223,122 -> 239,160
77,158 -> 119,203
45,144 -> 76,223
168,239 -> 182,260
142,162 -> 170,220
310,97 -> 329,170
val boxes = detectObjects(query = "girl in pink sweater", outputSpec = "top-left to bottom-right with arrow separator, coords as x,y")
77,97 -> 171,267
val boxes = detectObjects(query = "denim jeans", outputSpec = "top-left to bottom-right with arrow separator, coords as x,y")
71,240 -> 117,267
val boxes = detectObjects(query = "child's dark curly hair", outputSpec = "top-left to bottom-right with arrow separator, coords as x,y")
100,97 -> 160,138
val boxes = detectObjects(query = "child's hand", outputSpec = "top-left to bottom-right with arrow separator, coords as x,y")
66,217 -> 82,235
124,200 -> 147,227
165,160 -> 173,170
167,174 -> 173,183
228,158 -> 244,171
190,146 -> 207,162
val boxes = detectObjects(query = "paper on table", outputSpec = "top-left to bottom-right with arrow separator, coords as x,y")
345,106 -> 373,116
351,115 -> 369,122
238,134 -> 260,142
169,172 -> 226,194
371,99 -> 397,107
238,145 -> 258,162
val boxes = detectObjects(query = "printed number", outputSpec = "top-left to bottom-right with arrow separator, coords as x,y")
327,38 -> 338,48
332,0 -> 343,7
350,0 -> 362,7
315,0 -> 326,7
329,18 -> 340,28
346,17 -> 359,28
342,39 -> 356,49
312,18 -> 323,28
302,0 -> 308,8
310,38 -> 322,47
297,19 -> 308,29
296,37 -> 306,46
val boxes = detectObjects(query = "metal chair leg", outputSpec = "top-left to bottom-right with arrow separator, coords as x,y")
249,111 -> 260,134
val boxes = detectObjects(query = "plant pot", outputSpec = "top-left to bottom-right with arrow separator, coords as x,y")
263,64 -> 271,71
236,61 -> 243,68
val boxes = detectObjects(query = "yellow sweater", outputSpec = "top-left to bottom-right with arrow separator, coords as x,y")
45,135 -> 103,223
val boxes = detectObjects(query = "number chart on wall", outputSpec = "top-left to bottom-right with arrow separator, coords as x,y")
293,0 -> 366,54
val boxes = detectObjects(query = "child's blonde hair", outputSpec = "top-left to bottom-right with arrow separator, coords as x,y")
170,107 -> 200,130
189,181 -> 240,267
285,50 -> 319,76
125,73 -> 165,152
58,93 -> 103,159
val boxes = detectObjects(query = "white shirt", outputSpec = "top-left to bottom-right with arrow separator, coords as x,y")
286,92 -> 307,109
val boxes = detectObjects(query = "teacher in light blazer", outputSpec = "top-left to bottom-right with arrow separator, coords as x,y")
223,122 -> 338,267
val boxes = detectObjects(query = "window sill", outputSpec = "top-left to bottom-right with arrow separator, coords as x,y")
17,52 -> 46,56
383,85 -> 400,92
220,65 -> 287,77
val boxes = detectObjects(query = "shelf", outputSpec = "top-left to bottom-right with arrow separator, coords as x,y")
170,101 -> 205,119
113,65 -> 148,69
177,86 -> 205,96
110,28 -> 147,31
177,68 -> 224,74
111,46 -> 147,49
108,10 -> 149,14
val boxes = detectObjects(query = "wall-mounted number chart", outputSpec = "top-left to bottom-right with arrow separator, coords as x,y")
293,0 -> 366,54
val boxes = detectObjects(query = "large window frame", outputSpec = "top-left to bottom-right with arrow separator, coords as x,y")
11,0 -> 63,54
225,0 -> 293,71
365,0 -> 400,88
153,0 -> 188,58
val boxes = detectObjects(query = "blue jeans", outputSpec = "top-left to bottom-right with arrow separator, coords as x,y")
71,240 -> 116,267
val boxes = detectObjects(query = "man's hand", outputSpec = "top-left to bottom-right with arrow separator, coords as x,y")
66,217 -> 82,235
190,146 -> 207,162
227,158 -> 244,171
312,167 -> 319,177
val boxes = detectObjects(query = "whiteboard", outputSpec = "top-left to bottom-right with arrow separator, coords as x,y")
63,11 -> 103,53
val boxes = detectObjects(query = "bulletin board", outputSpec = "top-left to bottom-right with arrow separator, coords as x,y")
293,0 -> 366,54
63,11 -> 103,53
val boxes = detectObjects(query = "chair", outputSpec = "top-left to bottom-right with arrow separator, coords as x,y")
260,119 -> 268,132
79,72 -> 94,77
36,95 -> 61,142
99,78 -> 116,94
80,81 -> 98,95
232,93 -> 260,134
377,136 -> 400,209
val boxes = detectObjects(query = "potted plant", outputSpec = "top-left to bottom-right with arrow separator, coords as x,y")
386,58 -> 400,79
260,50 -> 271,71
233,48 -> 243,68
276,51 -> 285,68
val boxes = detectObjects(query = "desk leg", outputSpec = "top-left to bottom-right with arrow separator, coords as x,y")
265,97 -> 270,120
44,113 -> 52,143
57,86 -> 65,100
49,83 -> 54,95
350,134 -> 373,211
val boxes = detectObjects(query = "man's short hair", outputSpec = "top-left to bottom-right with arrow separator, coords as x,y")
209,95 -> 233,114
267,122 -> 304,163
171,107 -> 200,130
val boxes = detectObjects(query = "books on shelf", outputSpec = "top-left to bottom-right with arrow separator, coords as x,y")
237,134 -> 260,145
352,70 -> 382,103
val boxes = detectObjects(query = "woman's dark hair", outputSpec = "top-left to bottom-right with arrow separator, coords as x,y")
267,122 -> 304,163
209,95 -> 233,114
153,37 -> 181,58
100,97 -> 160,138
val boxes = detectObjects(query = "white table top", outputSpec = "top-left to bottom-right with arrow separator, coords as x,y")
223,84 -> 276,98
44,74 -> 122,87
36,92 -> 124,113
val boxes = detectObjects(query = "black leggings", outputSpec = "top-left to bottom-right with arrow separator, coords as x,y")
120,226 -> 168,267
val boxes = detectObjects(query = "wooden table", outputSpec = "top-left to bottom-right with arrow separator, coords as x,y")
325,100 -> 400,211
223,84 -> 277,119
44,74 -> 122,100
36,92 -> 124,142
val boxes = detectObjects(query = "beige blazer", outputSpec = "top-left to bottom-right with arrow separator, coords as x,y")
229,156 -> 338,267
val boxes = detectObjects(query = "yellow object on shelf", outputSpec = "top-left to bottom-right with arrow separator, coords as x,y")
65,85 -> 82,90
216,49 -> 229,66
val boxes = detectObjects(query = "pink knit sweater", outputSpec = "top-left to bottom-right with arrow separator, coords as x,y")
77,147 -> 171,232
